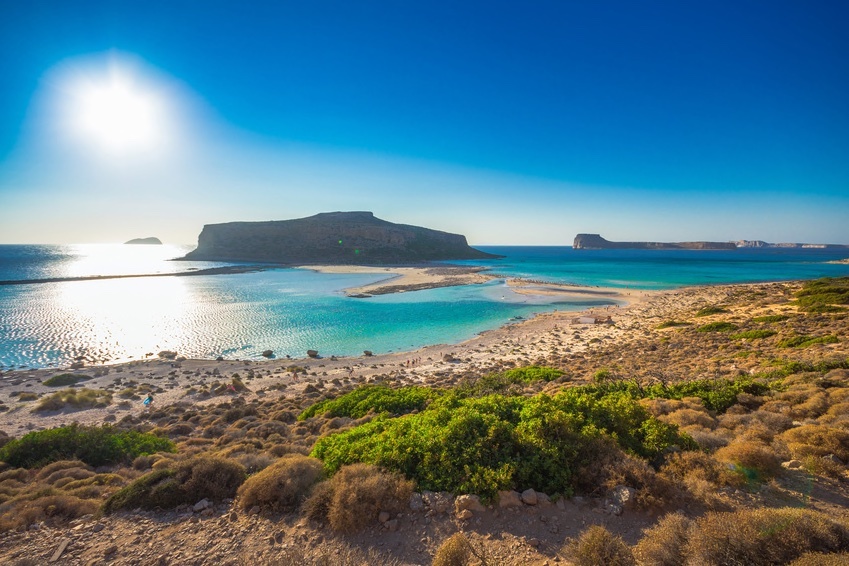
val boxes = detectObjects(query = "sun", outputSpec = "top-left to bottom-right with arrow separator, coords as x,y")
70,69 -> 164,154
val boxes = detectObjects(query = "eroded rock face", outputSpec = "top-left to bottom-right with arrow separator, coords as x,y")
182,211 -> 498,264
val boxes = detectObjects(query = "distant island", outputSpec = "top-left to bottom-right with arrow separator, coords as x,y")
180,211 -> 499,264
573,234 -> 849,250
573,234 -> 736,250
124,237 -> 162,245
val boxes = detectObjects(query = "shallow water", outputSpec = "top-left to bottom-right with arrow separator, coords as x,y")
1,244 -> 847,369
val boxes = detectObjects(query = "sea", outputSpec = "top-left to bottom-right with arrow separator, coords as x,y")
1,244 -> 848,370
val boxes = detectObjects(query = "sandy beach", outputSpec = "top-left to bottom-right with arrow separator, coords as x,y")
0,268 -> 707,434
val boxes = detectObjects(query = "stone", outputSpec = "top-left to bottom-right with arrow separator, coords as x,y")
307,350 -> 319,358
103,545 -> 118,557
455,494 -> 486,513
379,511 -> 391,523
497,490 -> 523,508
386,518 -> 399,532
261,350 -> 273,358
537,492 -> 552,505
456,509 -> 473,521
50,538 -> 71,562
782,459 -> 803,469
409,493 -> 425,512
248,505 -> 260,516
193,499 -> 210,512
555,498 -> 566,511
229,512 -> 238,522
610,485 -> 636,510
824,454 -> 845,465
521,488 -> 538,506
363,350 -> 373,356
92,523 -> 105,533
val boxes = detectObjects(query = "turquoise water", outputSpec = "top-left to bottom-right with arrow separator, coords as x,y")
1,244 -> 848,369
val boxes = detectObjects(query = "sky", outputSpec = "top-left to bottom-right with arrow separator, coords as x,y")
1,1 -> 847,246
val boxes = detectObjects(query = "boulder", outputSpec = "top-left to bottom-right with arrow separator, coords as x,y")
497,490 -> 522,508
521,488 -> 538,506
455,494 -> 486,513
307,350 -> 319,358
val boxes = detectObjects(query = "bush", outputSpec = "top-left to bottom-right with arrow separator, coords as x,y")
753,314 -> 791,323
103,456 -> 245,513
42,374 -> 91,387
501,365 -> 563,382
780,425 -> 849,463
789,552 -> 849,566
714,440 -> 781,483
298,385 -> 437,420
656,320 -> 690,329
237,454 -> 324,511
695,306 -> 729,317
633,512 -> 691,566
777,335 -> 839,348
696,322 -> 737,333
794,277 -> 849,312
0,494 -> 98,532
0,424 -> 174,468
305,463 -> 412,533
564,525 -> 636,566
32,388 -> 111,412
432,532 -> 473,566
731,329 -> 777,340
685,508 -> 849,565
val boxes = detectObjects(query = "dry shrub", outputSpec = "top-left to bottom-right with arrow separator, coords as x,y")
821,402 -> 849,425
237,454 -> 324,512
789,392 -> 831,420
661,408 -> 716,430
564,525 -> 636,566
175,456 -> 246,502
0,468 -> 29,483
685,508 -> 849,565
0,494 -> 98,532
801,455 -> 848,480
714,440 -> 782,482
302,479 -> 333,522
35,460 -> 92,480
781,425 -> 849,462
789,552 -> 849,565
576,439 -> 677,510
633,512 -> 691,566
304,463 -> 413,533
681,426 -> 729,451
640,398 -> 687,417
432,532 -> 472,566
661,450 -> 739,507
42,467 -> 95,487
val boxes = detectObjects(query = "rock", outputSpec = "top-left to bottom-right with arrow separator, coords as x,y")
422,491 -> 452,514
50,538 -> 71,562
555,498 -> 566,511
527,537 -> 541,548
103,544 -> 118,557
455,494 -> 486,513
307,350 -> 319,358
456,509 -> 474,520
229,512 -> 238,522
248,505 -> 260,516
497,490 -> 523,508
379,511 -> 391,523
92,523 -> 105,532
180,211 -> 499,264
216,356 -> 224,362
124,237 -> 162,245
158,351 -> 178,360
70,361 -> 85,369
521,488 -> 538,506
573,233 -> 736,251
363,350 -> 373,357
193,499 -> 210,512
261,350 -> 274,358
610,485 -> 636,510
409,493 -> 425,512
824,454 -> 845,465
386,518 -> 399,532
442,353 -> 456,362
782,459 -> 803,469
537,492 -> 552,505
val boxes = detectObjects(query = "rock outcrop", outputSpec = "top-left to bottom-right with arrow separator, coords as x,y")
181,212 -> 498,264
124,237 -> 162,245
573,234 -> 737,250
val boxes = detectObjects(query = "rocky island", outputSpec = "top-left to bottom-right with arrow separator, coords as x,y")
123,237 -> 162,245
181,211 -> 498,264
573,233 -> 737,250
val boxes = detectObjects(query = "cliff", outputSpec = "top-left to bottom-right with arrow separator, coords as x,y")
573,234 -> 737,250
181,212 -> 498,264
124,237 -> 162,245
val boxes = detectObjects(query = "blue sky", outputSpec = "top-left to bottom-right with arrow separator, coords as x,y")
1,1 -> 847,245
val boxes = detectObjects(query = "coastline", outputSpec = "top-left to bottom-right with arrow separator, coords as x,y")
0,277 -> 723,434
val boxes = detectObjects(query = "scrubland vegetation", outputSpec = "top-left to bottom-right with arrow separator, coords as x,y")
1,277 -> 848,564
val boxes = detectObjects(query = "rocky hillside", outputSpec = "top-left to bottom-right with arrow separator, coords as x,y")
573,233 -> 736,250
181,212 -> 497,264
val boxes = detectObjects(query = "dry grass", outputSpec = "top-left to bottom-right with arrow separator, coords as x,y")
0,494 -> 98,532
236,454 -> 324,511
563,524 -> 636,566
684,508 -> 849,565
788,552 -> 849,565
633,511 -> 690,566
780,425 -> 849,463
32,388 -> 112,412
432,532 -> 473,566
714,440 -> 782,483
303,463 -> 413,533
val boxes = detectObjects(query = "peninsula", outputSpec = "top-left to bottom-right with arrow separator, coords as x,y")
573,233 -> 736,250
181,211 -> 498,264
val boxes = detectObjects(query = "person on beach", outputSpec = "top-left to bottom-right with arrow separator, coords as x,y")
143,394 -> 153,409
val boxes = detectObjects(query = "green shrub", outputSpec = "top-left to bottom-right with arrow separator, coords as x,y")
695,306 -> 729,317
0,424 -> 174,468
236,454 -> 324,511
731,330 -> 777,340
696,322 -> 737,333
298,385 -> 437,420
656,320 -> 690,329
794,277 -> 849,312
42,374 -> 91,387
777,335 -> 839,348
103,456 -> 245,513
501,365 -> 563,382
312,390 -> 691,499
564,525 -> 636,566
33,388 -> 111,412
